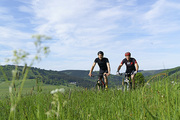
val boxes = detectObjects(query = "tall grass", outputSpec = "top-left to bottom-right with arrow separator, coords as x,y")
0,35 -> 51,120
0,76 -> 179,120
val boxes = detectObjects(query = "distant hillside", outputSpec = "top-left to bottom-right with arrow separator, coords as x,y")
0,65 -> 94,88
145,66 -> 180,81
0,65 -> 123,88
61,70 -> 124,87
1,65 -> 179,88
164,66 -> 180,76
62,69 -> 166,81
140,69 -> 166,77
160,66 -> 180,80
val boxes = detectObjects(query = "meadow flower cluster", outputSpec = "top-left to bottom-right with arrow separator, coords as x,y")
50,88 -> 65,94
171,81 -> 177,85
46,88 -> 66,119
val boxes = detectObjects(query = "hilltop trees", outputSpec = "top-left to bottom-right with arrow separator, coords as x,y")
135,72 -> 145,87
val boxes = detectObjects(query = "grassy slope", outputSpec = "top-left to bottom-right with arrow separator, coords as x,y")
0,79 -> 75,99
0,77 -> 179,120
0,67 -> 179,119
145,66 -> 180,81
140,69 -> 165,77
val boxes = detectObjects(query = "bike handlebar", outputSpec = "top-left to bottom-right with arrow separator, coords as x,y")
116,73 -> 123,76
125,73 -> 132,75
91,75 -> 99,77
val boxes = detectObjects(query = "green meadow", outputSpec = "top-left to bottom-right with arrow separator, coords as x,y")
0,79 -> 75,99
0,77 -> 179,120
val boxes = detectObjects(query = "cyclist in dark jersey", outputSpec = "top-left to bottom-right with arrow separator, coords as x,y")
117,52 -> 139,89
89,51 -> 111,90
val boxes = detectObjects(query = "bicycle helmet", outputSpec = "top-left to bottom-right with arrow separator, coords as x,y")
97,51 -> 104,56
125,52 -> 131,56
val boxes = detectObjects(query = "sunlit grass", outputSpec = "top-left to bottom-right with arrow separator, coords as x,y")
0,79 -> 74,99
0,77 -> 179,120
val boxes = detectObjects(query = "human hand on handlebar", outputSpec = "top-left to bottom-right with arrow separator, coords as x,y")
116,72 -> 120,75
133,71 -> 138,75
88,73 -> 92,77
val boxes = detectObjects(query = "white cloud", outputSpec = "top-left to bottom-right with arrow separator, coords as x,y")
0,26 -> 31,49
0,5 -> 34,58
141,0 -> 180,34
0,8 -> 14,21
18,5 -> 32,13
24,0 -> 180,72
29,0 -> 137,49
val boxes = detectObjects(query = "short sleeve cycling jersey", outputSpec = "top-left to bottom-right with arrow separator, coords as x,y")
94,57 -> 109,71
121,58 -> 137,73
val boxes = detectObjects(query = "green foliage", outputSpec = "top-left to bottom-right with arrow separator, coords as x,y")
140,69 -> 165,77
0,77 -> 179,120
145,66 -> 180,82
135,73 -> 145,87
11,49 -> 29,64
32,35 -> 51,62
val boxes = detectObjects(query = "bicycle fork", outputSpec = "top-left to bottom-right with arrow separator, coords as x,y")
97,79 -> 105,89
122,79 -> 130,91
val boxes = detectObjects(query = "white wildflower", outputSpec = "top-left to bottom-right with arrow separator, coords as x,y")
45,111 -> 51,117
12,70 -> 17,78
117,88 -> 122,91
171,81 -> 177,86
9,86 -> 12,93
51,101 -> 56,105
50,90 -> 56,94
63,101 -> 67,107
88,114 -> 91,118
174,82 -> 177,85
147,83 -> 150,86
50,88 -> 65,94
58,88 -> 65,93
10,105 -> 16,112
55,89 -> 58,93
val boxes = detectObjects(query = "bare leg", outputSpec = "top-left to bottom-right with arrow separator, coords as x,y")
131,74 -> 135,90
104,74 -> 108,90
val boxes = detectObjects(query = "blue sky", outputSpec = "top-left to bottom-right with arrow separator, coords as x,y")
0,0 -> 180,74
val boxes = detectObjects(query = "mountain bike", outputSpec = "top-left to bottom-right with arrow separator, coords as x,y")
123,73 -> 133,91
92,75 -> 105,90
117,73 -> 132,91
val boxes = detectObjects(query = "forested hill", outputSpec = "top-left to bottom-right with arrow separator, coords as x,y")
145,66 -> 180,80
139,69 -> 166,77
0,65 -> 93,88
1,65 -> 179,88
0,65 -> 123,88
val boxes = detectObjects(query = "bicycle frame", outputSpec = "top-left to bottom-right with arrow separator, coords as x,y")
92,75 -> 105,90
96,79 -> 105,89
122,77 -> 129,91
117,73 -> 132,91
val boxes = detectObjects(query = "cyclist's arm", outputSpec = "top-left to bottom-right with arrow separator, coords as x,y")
117,64 -> 123,72
89,62 -> 96,77
135,63 -> 139,72
107,62 -> 111,75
